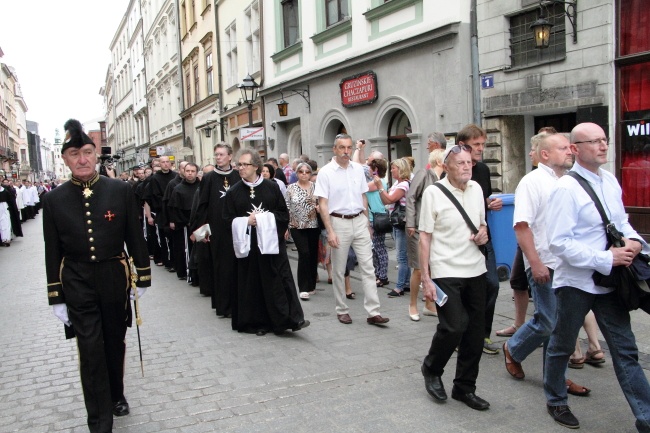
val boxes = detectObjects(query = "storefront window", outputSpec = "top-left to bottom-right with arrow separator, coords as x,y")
620,62 -> 650,207
620,0 -> 650,56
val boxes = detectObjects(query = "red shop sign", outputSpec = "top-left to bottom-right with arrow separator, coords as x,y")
340,71 -> 378,108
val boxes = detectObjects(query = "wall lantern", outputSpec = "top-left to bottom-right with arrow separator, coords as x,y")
531,0 -> 578,49
204,127 -> 211,138
276,85 -> 311,117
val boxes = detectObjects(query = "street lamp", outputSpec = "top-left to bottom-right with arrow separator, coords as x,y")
531,0 -> 578,49
237,74 -> 260,127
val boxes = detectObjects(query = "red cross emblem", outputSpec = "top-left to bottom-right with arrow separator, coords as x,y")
104,211 -> 115,221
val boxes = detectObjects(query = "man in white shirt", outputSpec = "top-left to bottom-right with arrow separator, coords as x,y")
544,122 -> 650,430
315,134 -> 389,326
418,145 -> 489,410
502,133 -> 589,396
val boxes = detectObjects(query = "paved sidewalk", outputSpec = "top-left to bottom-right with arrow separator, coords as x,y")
1,219 -> 649,432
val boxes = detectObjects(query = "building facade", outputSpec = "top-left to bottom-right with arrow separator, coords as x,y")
261,0 -> 474,170
216,0 -> 263,159
142,0 -> 184,165
178,0 -> 220,167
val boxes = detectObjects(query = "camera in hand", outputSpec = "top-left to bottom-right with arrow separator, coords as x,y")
98,146 -> 121,177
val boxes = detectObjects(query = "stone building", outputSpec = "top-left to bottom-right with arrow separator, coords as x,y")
477,0 -> 648,237
260,0 -> 475,170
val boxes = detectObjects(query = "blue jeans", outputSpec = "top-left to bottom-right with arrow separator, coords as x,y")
484,240 -> 500,337
544,286 -> 650,432
393,227 -> 410,290
508,268 -> 555,363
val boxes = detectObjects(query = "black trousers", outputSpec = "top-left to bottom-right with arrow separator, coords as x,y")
290,228 -> 320,293
423,275 -> 486,394
510,246 -> 529,292
61,257 -> 131,433
156,223 -> 174,268
172,226 -> 191,279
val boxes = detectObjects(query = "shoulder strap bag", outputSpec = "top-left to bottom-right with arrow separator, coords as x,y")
566,171 -> 650,310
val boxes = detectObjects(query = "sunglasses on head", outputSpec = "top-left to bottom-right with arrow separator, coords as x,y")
443,144 -> 472,163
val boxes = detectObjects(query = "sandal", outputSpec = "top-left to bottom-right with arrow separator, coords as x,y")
376,278 -> 389,287
585,349 -> 606,365
346,292 -> 356,300
496,324 -> 519,337
566,379 -> 590,396
568,356 -> 585,369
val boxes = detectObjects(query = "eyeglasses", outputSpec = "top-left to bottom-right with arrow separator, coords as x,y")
574,137 -> 610,145
297,170 -> 311,174
236,162 -> 254,168
443,144 -> 472,163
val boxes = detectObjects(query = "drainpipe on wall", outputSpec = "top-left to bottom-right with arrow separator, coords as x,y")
215,0 -> 225,142
470,0 -> 481,125
259,0 -> 266,157
175,0 -> 186,158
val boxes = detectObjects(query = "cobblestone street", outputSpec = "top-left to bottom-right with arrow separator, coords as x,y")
2,215 -> 650,433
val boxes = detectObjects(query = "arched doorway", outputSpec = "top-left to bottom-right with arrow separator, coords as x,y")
231,137 -> 241,155
287,125 -> 303,158
387,110 -> 412,163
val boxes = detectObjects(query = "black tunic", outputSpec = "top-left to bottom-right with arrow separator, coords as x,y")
191,167 -> 241,315
42,173 -> 151,433
223,178 -> 305,334
168,180 -> 200,226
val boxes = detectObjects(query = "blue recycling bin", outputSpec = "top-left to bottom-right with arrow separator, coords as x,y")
486,193 -> 516,281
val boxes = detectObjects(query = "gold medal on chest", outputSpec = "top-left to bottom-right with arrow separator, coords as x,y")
82,188 -> 93,199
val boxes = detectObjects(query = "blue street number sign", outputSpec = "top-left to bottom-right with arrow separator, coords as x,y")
481,74 -> 494,89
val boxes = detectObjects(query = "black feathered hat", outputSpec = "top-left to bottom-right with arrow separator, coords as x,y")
62,119 -> 95,153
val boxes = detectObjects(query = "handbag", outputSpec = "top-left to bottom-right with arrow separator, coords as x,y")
433,182 -> 487,257
372,212 -> 392,234
566,171 -> 650,310
389,204 -> 407,228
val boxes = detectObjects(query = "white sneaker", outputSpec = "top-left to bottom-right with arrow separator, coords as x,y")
299,292 -> 310,300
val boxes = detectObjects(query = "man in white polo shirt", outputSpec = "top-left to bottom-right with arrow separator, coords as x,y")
315,134 -> 389,326
418,144 -> 489,411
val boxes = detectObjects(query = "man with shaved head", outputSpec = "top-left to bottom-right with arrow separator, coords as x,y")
544,122 -> 650,430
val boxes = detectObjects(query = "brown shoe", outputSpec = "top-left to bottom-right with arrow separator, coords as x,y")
367,315 -> 390,326
337,314 -> 352,324
503,342 -> 525,380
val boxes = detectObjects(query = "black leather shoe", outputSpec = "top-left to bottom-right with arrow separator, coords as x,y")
292,320 -> 310,332
451,390 -> 490,410
112,398 -> 129,416
421,364 -> 447,401
547,404 -> 579,429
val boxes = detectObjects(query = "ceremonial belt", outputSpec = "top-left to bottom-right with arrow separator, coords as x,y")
64,251 -> 128,263
330,212 -> 362,219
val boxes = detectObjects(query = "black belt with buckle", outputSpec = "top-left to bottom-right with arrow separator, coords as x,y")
330,212 -> 362,219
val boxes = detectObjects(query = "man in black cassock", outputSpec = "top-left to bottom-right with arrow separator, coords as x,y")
191,143 -> 241,318
188,165 -> 215,294
168,163 -> 200,282
143,156 -> 175,269
43,119 -> 151,433
223,149 -> 309,335
1,178 -> 22,238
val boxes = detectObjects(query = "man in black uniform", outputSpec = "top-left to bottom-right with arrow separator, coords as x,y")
168,162 -> 200,281
162,160 -> 187,276
43,119 -> 151,433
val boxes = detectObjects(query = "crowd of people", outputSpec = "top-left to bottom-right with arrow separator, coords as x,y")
0,177 -> 60,246
39,116 -> 650,433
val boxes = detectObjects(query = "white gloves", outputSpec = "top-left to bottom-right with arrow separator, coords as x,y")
130,287 -> 147,300
52,304 -> 71,326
